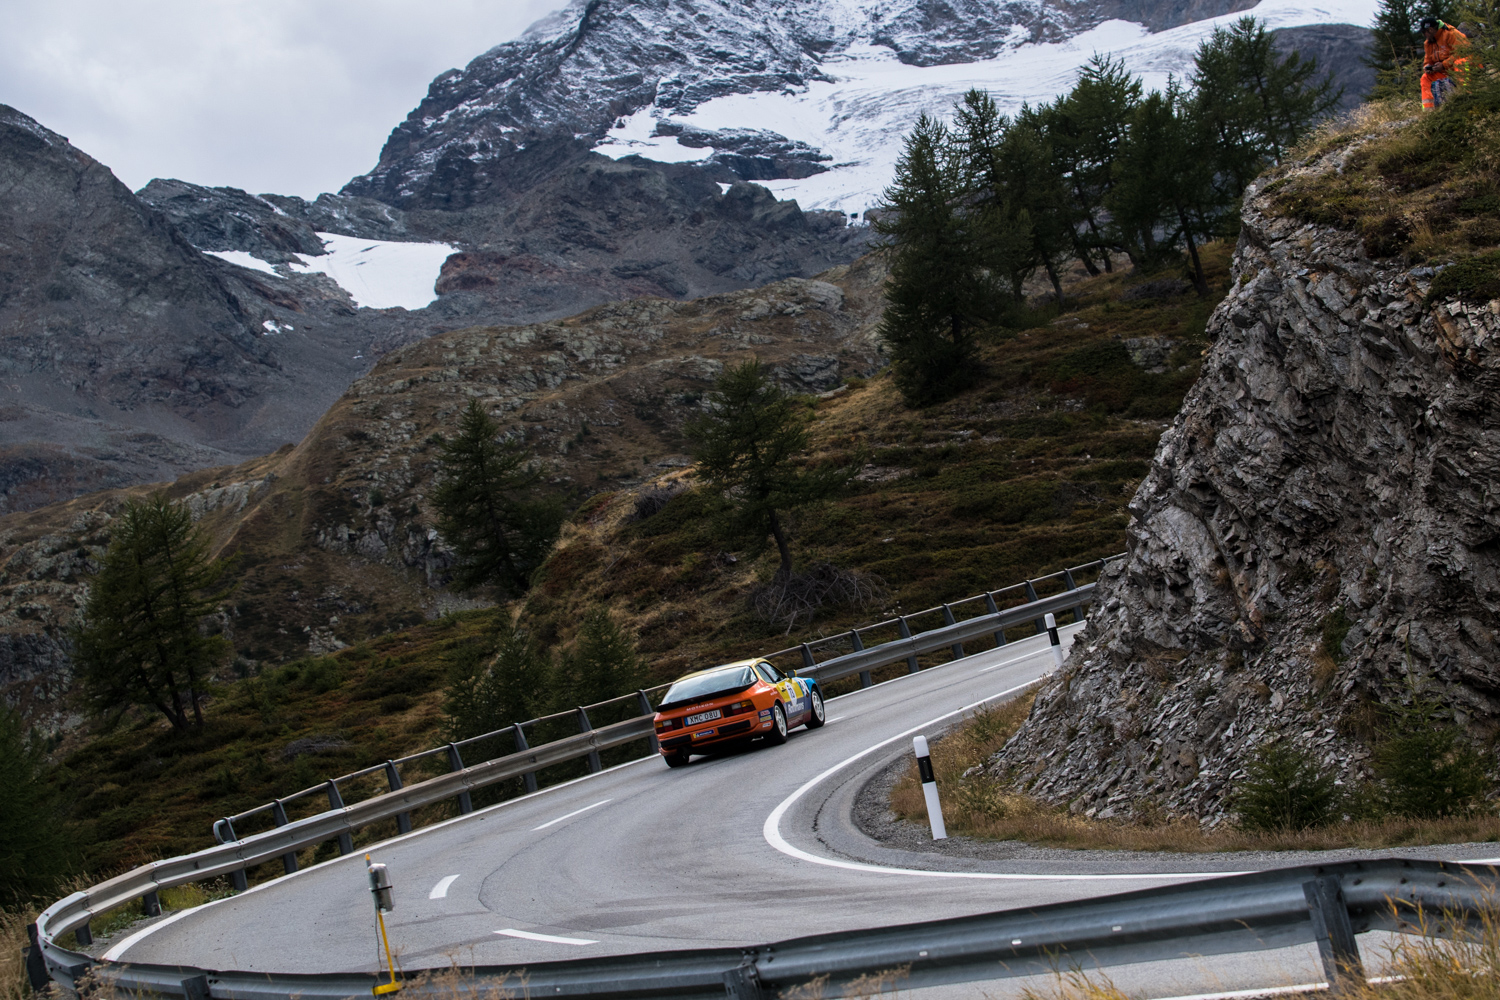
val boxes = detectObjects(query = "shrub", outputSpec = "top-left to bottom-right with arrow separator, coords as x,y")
1232,741 -> 1339,831
1321,606 -> 1354,662
1374,692 -> 1491,819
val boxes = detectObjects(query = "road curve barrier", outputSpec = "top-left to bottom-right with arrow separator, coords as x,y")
28,556 -> 1123,993
30,860 -> 1499,998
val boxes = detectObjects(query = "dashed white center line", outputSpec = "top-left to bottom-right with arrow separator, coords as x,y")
429,874 -> 460,899
495,928 -> 597,946
827,716 -> 845,723
532,798 -> 612,830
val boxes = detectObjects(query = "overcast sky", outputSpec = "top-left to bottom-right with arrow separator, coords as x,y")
1,0 -> 564,199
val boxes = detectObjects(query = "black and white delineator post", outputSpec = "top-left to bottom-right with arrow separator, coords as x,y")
912,735 -> 947,840
1044,612 -> 1064,669
366,855 -> 402,995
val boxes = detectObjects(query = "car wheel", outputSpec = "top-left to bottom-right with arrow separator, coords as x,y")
663,751 -> 690,768
804,687 -> 826,729
765,703 -> 789,745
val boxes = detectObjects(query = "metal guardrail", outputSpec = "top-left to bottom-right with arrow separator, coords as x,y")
31,859 -> 1499,999
210,556 -> 1122,863
28,555 -> 1123,994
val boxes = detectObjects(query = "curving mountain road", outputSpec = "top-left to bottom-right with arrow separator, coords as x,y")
102,627 -> 1471,998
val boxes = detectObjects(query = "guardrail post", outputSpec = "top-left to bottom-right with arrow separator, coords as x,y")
1304,876 -> 1364,993
897,617 -> 920,673
723,958 -> 764,999
637,690 -> 659,753
74,920 -> 92,947
849,630 -> 872,688
513,724 -> 538,793
447,744 -> 474,815
577,707 -> 602,773
1063,568 -> 1085,623
985,592 -> 1008,647
142,889 -> 161,917
384,762 -> 412,834
326,780 -> 355,854
799,643 -> 816,672
271,800 -> 299,873
24,923 -> 47,991
942,604 -> 966,659
213,817 -> 250,890
1024,580 -> 1047,633
182,974 -> 211,1000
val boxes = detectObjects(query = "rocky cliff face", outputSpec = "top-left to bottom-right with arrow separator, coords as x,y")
0,106 -> 436,514
989,135 -> 1500,823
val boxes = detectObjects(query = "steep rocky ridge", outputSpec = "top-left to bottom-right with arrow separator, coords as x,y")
0,257 -> 888,728
345,0 -> 1265,206
989,130 -> 1500,823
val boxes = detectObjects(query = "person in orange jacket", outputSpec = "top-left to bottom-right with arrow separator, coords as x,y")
1420,17 -> 1468,110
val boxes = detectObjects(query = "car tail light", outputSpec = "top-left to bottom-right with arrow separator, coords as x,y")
724,700 -> 754,717
655,717 -> 678,732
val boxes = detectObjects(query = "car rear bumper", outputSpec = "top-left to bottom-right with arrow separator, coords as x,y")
659,717 -> 763,754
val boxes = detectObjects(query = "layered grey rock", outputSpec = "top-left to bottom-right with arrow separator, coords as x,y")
990,135 -> 1500,823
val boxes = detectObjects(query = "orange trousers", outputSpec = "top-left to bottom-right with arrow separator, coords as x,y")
1423,58 -> 1468,109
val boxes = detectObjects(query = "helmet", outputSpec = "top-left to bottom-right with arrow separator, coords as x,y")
1419,16 -> 1440,31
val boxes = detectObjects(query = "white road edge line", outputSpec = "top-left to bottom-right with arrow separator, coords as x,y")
99,758 -> 658,962
101,907 -> 197,962
429,874 -> 460,899
495,928 -> 597,946
1153,975 -> 1405,1000
762,675 -> 1256,882
533,798 -> 612,830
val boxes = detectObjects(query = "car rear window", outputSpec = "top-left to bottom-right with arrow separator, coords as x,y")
659,666 -> 757,709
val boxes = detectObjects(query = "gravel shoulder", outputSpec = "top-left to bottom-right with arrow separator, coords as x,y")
846,733 -> 1500,874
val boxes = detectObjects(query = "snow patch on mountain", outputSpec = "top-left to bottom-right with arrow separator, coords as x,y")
202,249 -> 283,276
594,0 -> 1380,214
287,233 -> 456,310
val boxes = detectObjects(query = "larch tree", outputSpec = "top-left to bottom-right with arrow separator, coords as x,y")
432,400 -> 565,596
71,493 -> 233,732
875,112 -> 1005,405
685,360 -> 853,579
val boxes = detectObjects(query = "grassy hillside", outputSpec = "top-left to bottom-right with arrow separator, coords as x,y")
32,243 -> 1232,876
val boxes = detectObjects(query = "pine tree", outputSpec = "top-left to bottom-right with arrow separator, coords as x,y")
1046,56 -> 1143,274
444,623 -> 552,740
952,90 -> 1036,298
1108,81 -> 1220,295
685,360 -> 853,578
0,708 -> 72,904
71,493 -> 232,731
1192,16 -> 1340,194
875,113 -> 1004,405
433,400 -> 565,596
1370,0 -> 1458,99
561,608 -> 647,712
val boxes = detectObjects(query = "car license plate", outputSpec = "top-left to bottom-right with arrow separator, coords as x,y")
686,709 -> 722,725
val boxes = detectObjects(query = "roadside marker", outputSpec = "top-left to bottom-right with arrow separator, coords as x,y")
912,735 -> 947,840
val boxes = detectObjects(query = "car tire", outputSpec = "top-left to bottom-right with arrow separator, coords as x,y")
765,703 -> 789,745
804,687 -> 826,729
663,751 -> 690,768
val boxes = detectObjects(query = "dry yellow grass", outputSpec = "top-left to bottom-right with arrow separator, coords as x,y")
1,904 -> 37,1000
1011,894 -> 1500,1000
891,698 -> 1500,853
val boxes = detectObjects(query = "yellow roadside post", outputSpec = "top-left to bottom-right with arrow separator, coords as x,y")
366,853 -> 402,995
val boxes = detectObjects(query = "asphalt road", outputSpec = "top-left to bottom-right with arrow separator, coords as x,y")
101,627 -> 1481,998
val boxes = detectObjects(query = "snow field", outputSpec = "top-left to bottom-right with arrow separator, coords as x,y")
594,0 -> 1381,215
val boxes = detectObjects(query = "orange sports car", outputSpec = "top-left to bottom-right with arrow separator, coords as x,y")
653,659 -> 825,767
